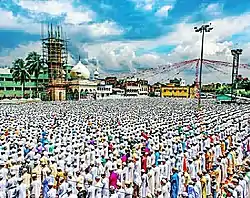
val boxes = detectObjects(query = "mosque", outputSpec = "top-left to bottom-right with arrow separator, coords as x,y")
49,58 -> 112,101
67,60 -> 98,100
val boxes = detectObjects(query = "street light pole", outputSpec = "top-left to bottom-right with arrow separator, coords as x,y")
199,28 -> 205,107
194,23 -> 213,107
231,49 -> 242,102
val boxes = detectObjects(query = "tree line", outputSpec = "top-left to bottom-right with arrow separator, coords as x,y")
11,52 -> 44,98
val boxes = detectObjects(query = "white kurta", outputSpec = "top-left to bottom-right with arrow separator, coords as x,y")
141,173 -> 148,198
31,180 -> 41,198
47,188 -> 57,198
17,183 -> 27,198
148,169 -> 155,195
102,177 -> 109,198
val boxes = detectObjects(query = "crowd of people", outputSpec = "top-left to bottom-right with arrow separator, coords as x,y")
0,98 -> 249,198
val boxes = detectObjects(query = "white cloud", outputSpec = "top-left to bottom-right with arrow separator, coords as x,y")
204,3 -> 223,17
77,11 -> 250,83
144,4 -> 153,11
132,0 -> 154,10
0,8 -> 40,33
155,5 -> 172,17
16,0 -> 95,24
0,41 -> 76,68
0,3 -> 123,38
66,21 -> 123,40
132,0 -> 175,12
1,5 -> 250,84
0,42 -> 42,66
164,13 -> 250,61
85,21 -> 123,37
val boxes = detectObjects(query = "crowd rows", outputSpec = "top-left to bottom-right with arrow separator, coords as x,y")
0,98 -> 249,198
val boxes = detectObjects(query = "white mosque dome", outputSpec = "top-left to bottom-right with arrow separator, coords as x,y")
70,61 -> 90,79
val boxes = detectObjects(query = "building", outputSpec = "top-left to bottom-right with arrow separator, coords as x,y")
0,68 -> 48,99
124,78 -> 140,96
138,80 -> 149,96
161,83 -> 196,98
149,83 -> 163,97
97,81 -> 112,98
42,24 -> 69,101
105,77 -> 118,87
67,60 -> 98,100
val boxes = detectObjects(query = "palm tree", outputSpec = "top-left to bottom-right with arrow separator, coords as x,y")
11,59 -> 30,98
25,52 -> 43,98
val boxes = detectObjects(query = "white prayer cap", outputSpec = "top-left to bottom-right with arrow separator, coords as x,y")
67,188 -> 72,193
125,181 -> 130,185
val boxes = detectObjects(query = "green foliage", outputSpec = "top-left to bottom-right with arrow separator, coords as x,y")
11,51 -> 44,98
236,76 -> 250,91
26,52 -> 43,78
25,52 -> 44,97
11,58 -> 30,97
239,90 -> 250,98
216,85 -> 231,95
149,92 -> 156,97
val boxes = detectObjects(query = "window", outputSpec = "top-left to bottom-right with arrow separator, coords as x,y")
6,87 -> 13,90
5,78 -> 12,81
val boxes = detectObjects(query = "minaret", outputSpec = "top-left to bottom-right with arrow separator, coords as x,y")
94,66 -> 99,80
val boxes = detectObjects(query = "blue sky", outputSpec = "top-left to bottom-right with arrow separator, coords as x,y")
0,0 -> 250,83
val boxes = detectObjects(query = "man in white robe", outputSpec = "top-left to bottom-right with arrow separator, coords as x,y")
141,170 -> 148,198
30,174 -> 41,198
101,173 -> 109,198
16,178 -> 26,198
0,175 -> 6,198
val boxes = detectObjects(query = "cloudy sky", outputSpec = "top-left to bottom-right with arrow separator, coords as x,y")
0,0 -> 250,83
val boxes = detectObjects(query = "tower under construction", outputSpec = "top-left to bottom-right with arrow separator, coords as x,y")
41,23 -> 69,101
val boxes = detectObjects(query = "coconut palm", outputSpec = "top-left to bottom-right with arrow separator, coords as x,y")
11,58 -> 30,98
25,52 -> 43,97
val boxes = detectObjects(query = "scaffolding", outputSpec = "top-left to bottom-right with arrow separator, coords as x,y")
41,23 -> 69,83
41,23 -> 69,100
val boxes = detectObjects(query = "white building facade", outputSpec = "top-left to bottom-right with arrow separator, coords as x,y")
97,82 -> 112,98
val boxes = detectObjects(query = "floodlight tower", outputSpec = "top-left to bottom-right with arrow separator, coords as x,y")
194,23 -> 213,107
231,48 -> 243,101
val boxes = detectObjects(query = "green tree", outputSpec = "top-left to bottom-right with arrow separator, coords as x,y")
11,59 -> 30,98
236,77 -> 250,90
216,85 -> 231,95
25,52 -> 43,97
